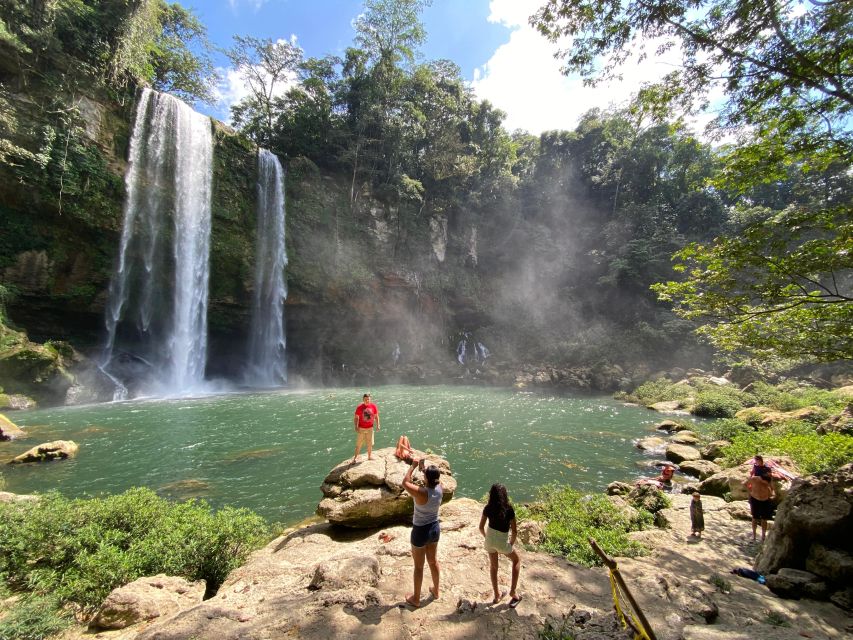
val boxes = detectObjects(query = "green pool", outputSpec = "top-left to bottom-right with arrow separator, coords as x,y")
2,385 -> 673,524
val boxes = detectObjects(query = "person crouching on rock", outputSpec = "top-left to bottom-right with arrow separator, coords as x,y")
479,483 -> 522,608
402,458 -> 442,607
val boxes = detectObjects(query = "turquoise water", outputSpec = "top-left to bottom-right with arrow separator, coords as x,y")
2,385 -> 667,524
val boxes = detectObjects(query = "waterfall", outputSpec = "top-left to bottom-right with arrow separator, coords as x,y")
245,148 -> 288,386
102,87 -> 214,396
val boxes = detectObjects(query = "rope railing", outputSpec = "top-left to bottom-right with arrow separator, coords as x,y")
588,537 -> 657,640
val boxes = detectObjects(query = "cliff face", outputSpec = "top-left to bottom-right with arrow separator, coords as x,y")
0,86 -> 467,394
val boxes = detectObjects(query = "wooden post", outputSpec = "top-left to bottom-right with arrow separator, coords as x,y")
588,537 -> 658,640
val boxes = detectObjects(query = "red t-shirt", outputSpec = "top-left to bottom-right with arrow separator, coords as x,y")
355,403 -> 379,429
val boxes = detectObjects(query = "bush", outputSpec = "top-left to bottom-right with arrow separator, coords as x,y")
708,418 -> 754,441
748,381 -> 847,413
0,594 -> 71,640
517,485 -> 649,567
0,488 -> 270,611
692,387 -> 745,418
719,423 -> 853,474
625,379 -> 693,405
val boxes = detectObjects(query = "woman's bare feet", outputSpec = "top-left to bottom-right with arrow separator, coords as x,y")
492,590 -> 507,604
404,594 -> 419,608
429,585 -> 439,599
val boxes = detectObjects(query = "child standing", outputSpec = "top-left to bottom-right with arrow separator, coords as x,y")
690,491 -> 705,538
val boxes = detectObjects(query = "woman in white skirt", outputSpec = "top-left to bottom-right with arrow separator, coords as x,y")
479,483 -> 522,607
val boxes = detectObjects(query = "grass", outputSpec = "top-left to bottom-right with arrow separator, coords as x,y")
0,595 -> 72,640
709,573 -> 732,594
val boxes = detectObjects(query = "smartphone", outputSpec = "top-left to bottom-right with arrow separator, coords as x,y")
418,458 -> 425,471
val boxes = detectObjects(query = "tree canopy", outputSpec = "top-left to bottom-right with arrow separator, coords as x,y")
533,0 -> 853,363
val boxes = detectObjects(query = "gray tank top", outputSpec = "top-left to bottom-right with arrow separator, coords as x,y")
412,485 -> 443,526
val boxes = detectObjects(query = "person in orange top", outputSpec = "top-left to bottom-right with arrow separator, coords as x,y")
352,393 -> 380,462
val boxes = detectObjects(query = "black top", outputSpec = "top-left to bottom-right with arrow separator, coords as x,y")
483,503 -> 516,533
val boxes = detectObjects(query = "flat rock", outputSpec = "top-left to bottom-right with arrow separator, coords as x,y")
90,574 -> 205,630
670,431 -> 700,445
666,444 -> 702,463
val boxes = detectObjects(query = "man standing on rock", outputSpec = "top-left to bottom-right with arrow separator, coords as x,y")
745,469 -> 775,541
352,392 -> 380,463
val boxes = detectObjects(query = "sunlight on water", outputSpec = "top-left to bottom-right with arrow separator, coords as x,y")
3,386 -> 677,525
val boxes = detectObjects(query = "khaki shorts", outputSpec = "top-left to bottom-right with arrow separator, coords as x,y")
356,428 -> 374,448
484,526 -> 513,555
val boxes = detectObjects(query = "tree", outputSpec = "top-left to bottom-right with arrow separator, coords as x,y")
226,36 -> 302,144
652,205 -> 853,361
531,1 -> 852,162
354,0 -> 431,67
148,2 -> 216,103
532,0 -> 853,363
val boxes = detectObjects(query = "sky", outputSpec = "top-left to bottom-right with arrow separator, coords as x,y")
186,0 -> 695,135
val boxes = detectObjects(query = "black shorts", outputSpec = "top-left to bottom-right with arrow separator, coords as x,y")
749,496 -> 773,520
410,520 -> 440,548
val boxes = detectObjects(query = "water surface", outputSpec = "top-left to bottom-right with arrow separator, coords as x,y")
3,385 -> 672,524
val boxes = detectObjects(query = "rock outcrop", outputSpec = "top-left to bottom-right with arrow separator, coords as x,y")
755,464 -> 853,608
90,575 -> 206,630
317,448 -> 457,527
8,439 -> 79,463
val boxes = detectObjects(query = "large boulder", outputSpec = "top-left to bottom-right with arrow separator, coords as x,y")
0,413 -> 26,440
9,440 -> 78,463
698,465 -> 750,499
678,459 -> 722,481
90,575 -> 205,630
317,448 -> 456,528
669,430 -> 700,445
700,440 -> 729,460
816,403 -> 853,435
755,464 -> 853,580
665,443 -> 702,464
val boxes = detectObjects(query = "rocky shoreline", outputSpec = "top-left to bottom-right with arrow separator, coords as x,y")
62,492 -> 851,640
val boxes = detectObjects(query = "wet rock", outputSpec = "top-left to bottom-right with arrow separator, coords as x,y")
635,436 -> 667,451
0,394 -> 36,410
9,440 -> 78,463
0,413 -> 26,440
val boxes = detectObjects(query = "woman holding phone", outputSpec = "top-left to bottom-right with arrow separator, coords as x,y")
402,457 -> 442,607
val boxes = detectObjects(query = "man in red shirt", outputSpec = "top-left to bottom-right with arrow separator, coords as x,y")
352,392 -> 380,462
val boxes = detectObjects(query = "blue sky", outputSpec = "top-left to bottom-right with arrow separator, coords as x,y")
186,0 -> 698,135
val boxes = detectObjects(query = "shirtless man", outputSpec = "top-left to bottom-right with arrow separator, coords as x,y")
745,470 -> 775,541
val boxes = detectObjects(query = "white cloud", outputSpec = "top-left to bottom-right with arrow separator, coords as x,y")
471,0 -> 693,135
227,0 -> 269,11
